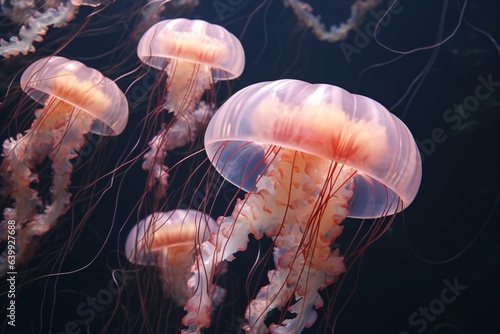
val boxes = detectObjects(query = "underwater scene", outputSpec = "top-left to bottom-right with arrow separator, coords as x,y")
0,1 -> 499,333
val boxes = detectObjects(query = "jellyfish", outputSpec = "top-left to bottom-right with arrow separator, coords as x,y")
125,209 -> 225,308
182,79 -> 422,333
137,18 -> 244,196
0,56 -> 128,275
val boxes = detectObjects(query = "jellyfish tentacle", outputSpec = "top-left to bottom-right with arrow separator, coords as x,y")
183,214 -> 251,333
285,0 -> 382,43
183,187 -> 285,332
27,107 -> 94,236
0,1 -> 79,58
142,102 -> 214,197
245,150 -> 352,333
0,101 -> 93,274
184,148 -> 354,333
1,134 -> 43,229
244,266 -> 293,334
164,61 -> 212,114
183,148 -> 293,331
0,0 -> 119,57
1,102 -> 67,231
142,127 -> 171,195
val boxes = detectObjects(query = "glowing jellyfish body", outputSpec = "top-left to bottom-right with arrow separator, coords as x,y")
125,210 -> 224,307
0,56 -> 128,274
137,18 -> 244,114
137,18 -> 244,195
183,79 -> 422,333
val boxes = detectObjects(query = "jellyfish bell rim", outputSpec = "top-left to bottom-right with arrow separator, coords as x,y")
20,56 -> 129,136
204,79 -> 422,219
124,210 -> 218,266
136,18 -> 245,81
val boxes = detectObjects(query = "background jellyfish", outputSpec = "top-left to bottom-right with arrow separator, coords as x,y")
0,0 -> 117,57
137,18 -> 244,196
0,56 -> 128,274
0,1 -> 498,333
284,0 -> 382,42
137,18 -> 244,114
183,79 -> 422,333
125,209 -> 223,307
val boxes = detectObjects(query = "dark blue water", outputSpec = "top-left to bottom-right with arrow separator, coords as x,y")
1,1 -> 499,333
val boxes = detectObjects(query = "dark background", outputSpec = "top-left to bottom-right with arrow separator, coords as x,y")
1,0 -> 499,333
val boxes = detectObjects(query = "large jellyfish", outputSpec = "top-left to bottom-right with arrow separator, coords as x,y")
0,56 -> 128,274
137,18 -> 244,196
125,209 -> 225,308
183,79 -> 422,333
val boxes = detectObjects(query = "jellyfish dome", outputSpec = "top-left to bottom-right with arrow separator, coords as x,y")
20,56 -> 128,135
183,79 -> 422,333
204,79 -> 422,218
137,18 -> 244,80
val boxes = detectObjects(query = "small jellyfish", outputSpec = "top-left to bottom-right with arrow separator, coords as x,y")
137,18 -> 244,196
183,79 -> 422,333
0,56 -> 128,274
137,18 -> 244,114
125,209 -> 225,308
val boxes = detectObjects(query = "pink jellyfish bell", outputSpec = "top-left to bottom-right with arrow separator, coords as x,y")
137,18 -> 245,114
0,56 -> 128,274
125,210 -> 224,307
183,79 -> 422,333
137,18 -> 245,196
